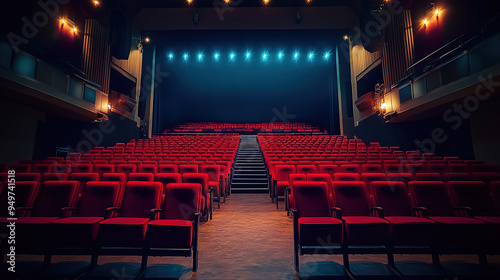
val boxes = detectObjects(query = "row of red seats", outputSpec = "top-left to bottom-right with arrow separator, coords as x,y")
292,180 -> 500,273
0,180 -> 202,272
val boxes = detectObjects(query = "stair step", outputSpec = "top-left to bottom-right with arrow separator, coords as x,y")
232,173 -> 268,178
231,188 -> 269,193
232,178 -> 269,184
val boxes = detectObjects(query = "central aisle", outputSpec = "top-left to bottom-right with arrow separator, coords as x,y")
184,193 -> 296,279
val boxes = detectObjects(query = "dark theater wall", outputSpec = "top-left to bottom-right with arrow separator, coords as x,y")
151,29 -> 341,133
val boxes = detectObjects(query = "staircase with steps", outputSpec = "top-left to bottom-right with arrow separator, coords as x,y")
231,135 -> 268,193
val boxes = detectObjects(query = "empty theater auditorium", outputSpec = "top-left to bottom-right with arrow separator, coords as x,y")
1,0 -> 500,279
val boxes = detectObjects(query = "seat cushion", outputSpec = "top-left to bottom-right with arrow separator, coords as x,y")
146,219 -> 193,248
429,216 -> 485,246
298,217 -> 343,246
1,217 -> 59,252
342,216 -> 390,245
476,216 -> 500,248
385,216 -> 436,246
51,217 -> 103,248
98,218 -> 149,247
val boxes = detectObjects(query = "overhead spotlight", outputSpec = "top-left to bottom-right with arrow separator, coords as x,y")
229,52 -> 235,61
263,0 -> 270,5
93,0 -> 100,7
422,19 -> 428,27
245,51 -> 251,60
144,37 -> 151,43
60,18 -> 66,26
73,27 -> 78,34
296,10 -> 303,24
343,35 -> 349,41
192,11 -> 199,25
293,51 -> 299,60
323,52 -> 330,60
183,52 -> 189,61
262,52 -> 268,61
306,0 -> 312,3
197,52 -> 204,61
224,0 -> 230,3
214,52 -> 220,61
278,51 -> 284,60
380,102 -> 387,110
308,52 -> 314,61
187,0 -> 193,4
168,52 -> 174,60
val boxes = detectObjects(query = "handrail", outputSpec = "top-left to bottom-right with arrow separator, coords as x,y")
405,13 -> 500,73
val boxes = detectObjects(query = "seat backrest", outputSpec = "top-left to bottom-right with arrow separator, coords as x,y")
372,181 -> 413,216
11,164 -> 32,173
332,181 -> 370,216
93,164 -> 115,176
116,164 -> 137,175
317,164 -> 339,180
427,164 -> 449,174
292,181 -> 330,217
16,173 -> 41,182
405,164 -> 427,174
32,181 -> 79,217
101,173 -> 127,188
386,173 -> 414,185
42,173 -> 68,181
162,183 -> 202,220
472,172 -> 500,185
306,173 -> 332,190
333,173 -> 360,181
182,173 -> 209,195
408,181 -> 453,216
128,173 -> 155,182
199,165 -> 221,182
384,164 -> 405,174
491,181 -> 500,212
52,164 -> 72,174
178,164 -> 199,174
72,164 -> 93,173
443,172 -> 473,182
121,181 -> 162,217
32,164 -> 52,173
362,164 -> 384,173
339,164 -> 362,174
289,173 -> 307,186
360,173 -> 387,195
158,164 -> 178,173
274,165 -> 297,181
138,164 -> 158,174
415,172 -> 442,181
77,182 -> 122,217
155,173 -> 182,189
296,164 -> 318,174
448,181 -> 497,216
69,173 -> 99,186
0,181 -> 39,217
448,164 -> 470,173
470,164 -> 497,173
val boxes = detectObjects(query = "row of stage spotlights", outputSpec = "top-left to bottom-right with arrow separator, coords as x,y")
167,51 -> 332,62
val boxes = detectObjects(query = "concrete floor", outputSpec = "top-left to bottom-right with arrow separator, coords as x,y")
2,193 -> 500,279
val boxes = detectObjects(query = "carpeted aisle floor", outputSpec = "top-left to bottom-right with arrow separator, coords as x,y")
3,193 -> 500,279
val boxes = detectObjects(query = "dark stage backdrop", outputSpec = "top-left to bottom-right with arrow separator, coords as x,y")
151,29 -> 340,133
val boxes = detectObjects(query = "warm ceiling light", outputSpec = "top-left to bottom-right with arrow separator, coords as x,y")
93,0 -> 100,6
306,0 -> 312,3
380,102 -> 387,110
107,104 -> 111,109
224,0 -> 230,3
434,9 -> 440,16
343,35 -> 349,41
423,19 -> 428,26
187,0 -> 193,4
144,37 -> 151,43
60,18 -> 66,25
73,27 -> 78,33
263,0 -> 270,5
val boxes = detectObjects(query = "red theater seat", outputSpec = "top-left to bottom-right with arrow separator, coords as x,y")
93,164 -> 115,177
116,164 -> 138,176
138,164 -> 158,174
200,165 -> 223,208
182,173 -> 211,221
362,164 -> 384,173
415,172 -> 442,181
155,173 -> 182,192
443,173 -> 474,182
292,181 -> 343,272
0,181 -> 39,217
42,173 -> 68,182
32,164 -> 52,174
72,164 -> 93,173
179,164 -> 199,174
101,173 -> 127,188
296,164 -> 318,174
145,183 -> 202,271
273,165 -> 296,208
333,173 -> 360,181
128,173 -> 155,182
318,164 -> 339,181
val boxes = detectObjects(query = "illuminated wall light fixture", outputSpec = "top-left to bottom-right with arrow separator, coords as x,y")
263,0 -> 270,5
93,0 -> 100,7
343,35 -> 350,41
187,0 -> 193,4
224,0 -> 230,4
144,37 -> 151,43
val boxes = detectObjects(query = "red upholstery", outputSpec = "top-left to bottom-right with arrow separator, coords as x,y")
182,173 -> 210,217
443,173 -> 473,182
0,181 -> 39,217
32,164 -> 52,173
339,164 -> 362,174
386,173 -> 413,185
333,173 -> 360,181
101,173 -> 127,188
93,164 -> 115,177
155,173 -> 182,191
415,172 -> 442,181
158,164 -> 178,173
296,164 -> 318,174
52,164 -> 72,174
11,164 -> 32,173
472,172 -> 500,185
362,164 -> 384,173
116,164 -> 137,176
138,164 -> 158,174
179,165 -> 199,174
72,164 -> 93,173
405,164 -> 427,174
16,173 -> 41,182
360,173 -> 387,195
448,164 -> 470,173
128,173 -> 155,182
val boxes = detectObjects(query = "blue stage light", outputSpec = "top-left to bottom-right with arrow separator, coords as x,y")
262,52 -> 268,61
293,51 -> 299,61
183,52 -> 189,61
197,52 -> 204,61
278,51 -> 284,60
229,52 -> 235,61
213,52 -> 220,61
323,52 -> 330,60
167,52 -> 174,60
308,52 -> 315,61
245,51 -> 251,60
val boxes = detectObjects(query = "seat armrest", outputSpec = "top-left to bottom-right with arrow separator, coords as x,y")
371,207 -> 384,218
453,206 -> 474,217
331,207 -> 342,219
61,207 -> 78,217
105,207 -> 121,219
150,208 -> 162,220
413,207 -> 428,218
